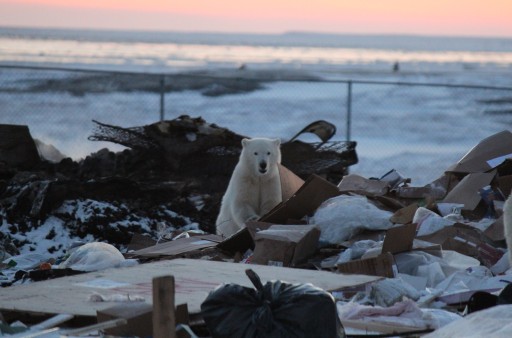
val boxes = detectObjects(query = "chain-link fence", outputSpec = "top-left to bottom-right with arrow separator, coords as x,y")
1,65 -> 512,185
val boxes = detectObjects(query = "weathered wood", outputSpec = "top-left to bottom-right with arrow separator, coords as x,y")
152,276 -> 176,338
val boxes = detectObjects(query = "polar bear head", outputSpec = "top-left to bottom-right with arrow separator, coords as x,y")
241,138 -> 281,176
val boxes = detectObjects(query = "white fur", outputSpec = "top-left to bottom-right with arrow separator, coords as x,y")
216,137 -> 282,237
504,195 -> 512,265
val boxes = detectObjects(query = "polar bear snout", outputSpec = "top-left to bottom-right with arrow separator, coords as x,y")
258,160 -> 268,174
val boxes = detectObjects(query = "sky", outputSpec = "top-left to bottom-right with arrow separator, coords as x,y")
1,0 -> 512,37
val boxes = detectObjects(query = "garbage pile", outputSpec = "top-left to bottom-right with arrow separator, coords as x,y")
1,120 -> 512,336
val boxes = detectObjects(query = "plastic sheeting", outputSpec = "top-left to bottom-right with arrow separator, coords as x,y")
311,195 -> 393,245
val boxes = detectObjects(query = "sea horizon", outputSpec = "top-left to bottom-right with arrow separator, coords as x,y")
2,25 -> 512,52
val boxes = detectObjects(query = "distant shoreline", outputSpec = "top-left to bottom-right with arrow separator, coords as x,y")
2,26 -> 512,52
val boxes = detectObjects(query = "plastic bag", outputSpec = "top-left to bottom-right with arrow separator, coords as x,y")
200,269 -> 345,338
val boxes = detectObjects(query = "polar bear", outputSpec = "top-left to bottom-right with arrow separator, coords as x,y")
504,194 -> 512,264
216,137 -> 282,237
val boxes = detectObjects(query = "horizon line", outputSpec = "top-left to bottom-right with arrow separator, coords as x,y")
2,25 -> 512,40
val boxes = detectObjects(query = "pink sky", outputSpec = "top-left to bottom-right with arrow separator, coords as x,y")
1,0 -> 512,37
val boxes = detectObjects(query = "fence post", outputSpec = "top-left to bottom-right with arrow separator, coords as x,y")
160,75 -> 165,121
152,275 -> 176,338
346,80 -> 352,141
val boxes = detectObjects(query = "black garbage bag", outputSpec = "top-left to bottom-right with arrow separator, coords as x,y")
200,269 -> 345,338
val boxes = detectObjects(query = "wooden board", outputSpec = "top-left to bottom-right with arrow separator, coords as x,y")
0,258 -> 379,317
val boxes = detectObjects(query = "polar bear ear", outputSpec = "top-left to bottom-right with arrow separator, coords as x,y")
273,138 -> 281,146
241,138 -> 250,147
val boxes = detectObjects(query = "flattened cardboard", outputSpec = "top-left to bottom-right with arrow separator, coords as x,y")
129,234 -> 222,258
0,258 -> 381,316
337,252 -> 395,278
260,174 -> 341,224
442,171 -> 496,210
337,174 -> 389,196
447,130 -> 512,173
381,223 -> 417,254
251,224 -> 321,267
390,203 -> 418,224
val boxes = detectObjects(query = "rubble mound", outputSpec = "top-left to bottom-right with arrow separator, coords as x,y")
0,117 -> 357,258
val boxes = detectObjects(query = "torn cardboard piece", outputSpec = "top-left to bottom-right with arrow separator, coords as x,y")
278,163 -> 306,201
447,130 -> 512,173
381,223 -> 416,255
260,174 -> 341,224
484,216 -> 505,241
442,171 -> 496,211
251,224 -> 321,267
215,221 -> 274,255
390,203 -> 419,224
337,252 -> 396,278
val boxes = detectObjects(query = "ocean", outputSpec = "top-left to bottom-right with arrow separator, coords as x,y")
1,27 -> 512,185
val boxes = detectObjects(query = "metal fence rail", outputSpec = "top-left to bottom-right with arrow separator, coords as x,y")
1,64 -> 512,184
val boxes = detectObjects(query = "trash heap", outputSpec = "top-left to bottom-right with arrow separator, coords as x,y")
1,120 -> 512,337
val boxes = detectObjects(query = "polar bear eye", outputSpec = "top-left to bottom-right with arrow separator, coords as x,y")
267,152 -> 271,155
254,152 -> 258,155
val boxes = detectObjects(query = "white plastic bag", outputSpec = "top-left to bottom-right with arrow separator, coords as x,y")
311,195 -> 393,245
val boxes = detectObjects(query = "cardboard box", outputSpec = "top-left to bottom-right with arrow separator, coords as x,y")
417,223 -> 503,267
260,174 -> 341,224
337,252 -> 395,278
446,130 -> 512,173
251,224 -> 321,267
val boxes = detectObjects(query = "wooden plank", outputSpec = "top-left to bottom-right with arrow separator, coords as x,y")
152,276 -> 176,338
0,258 -> 379,317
